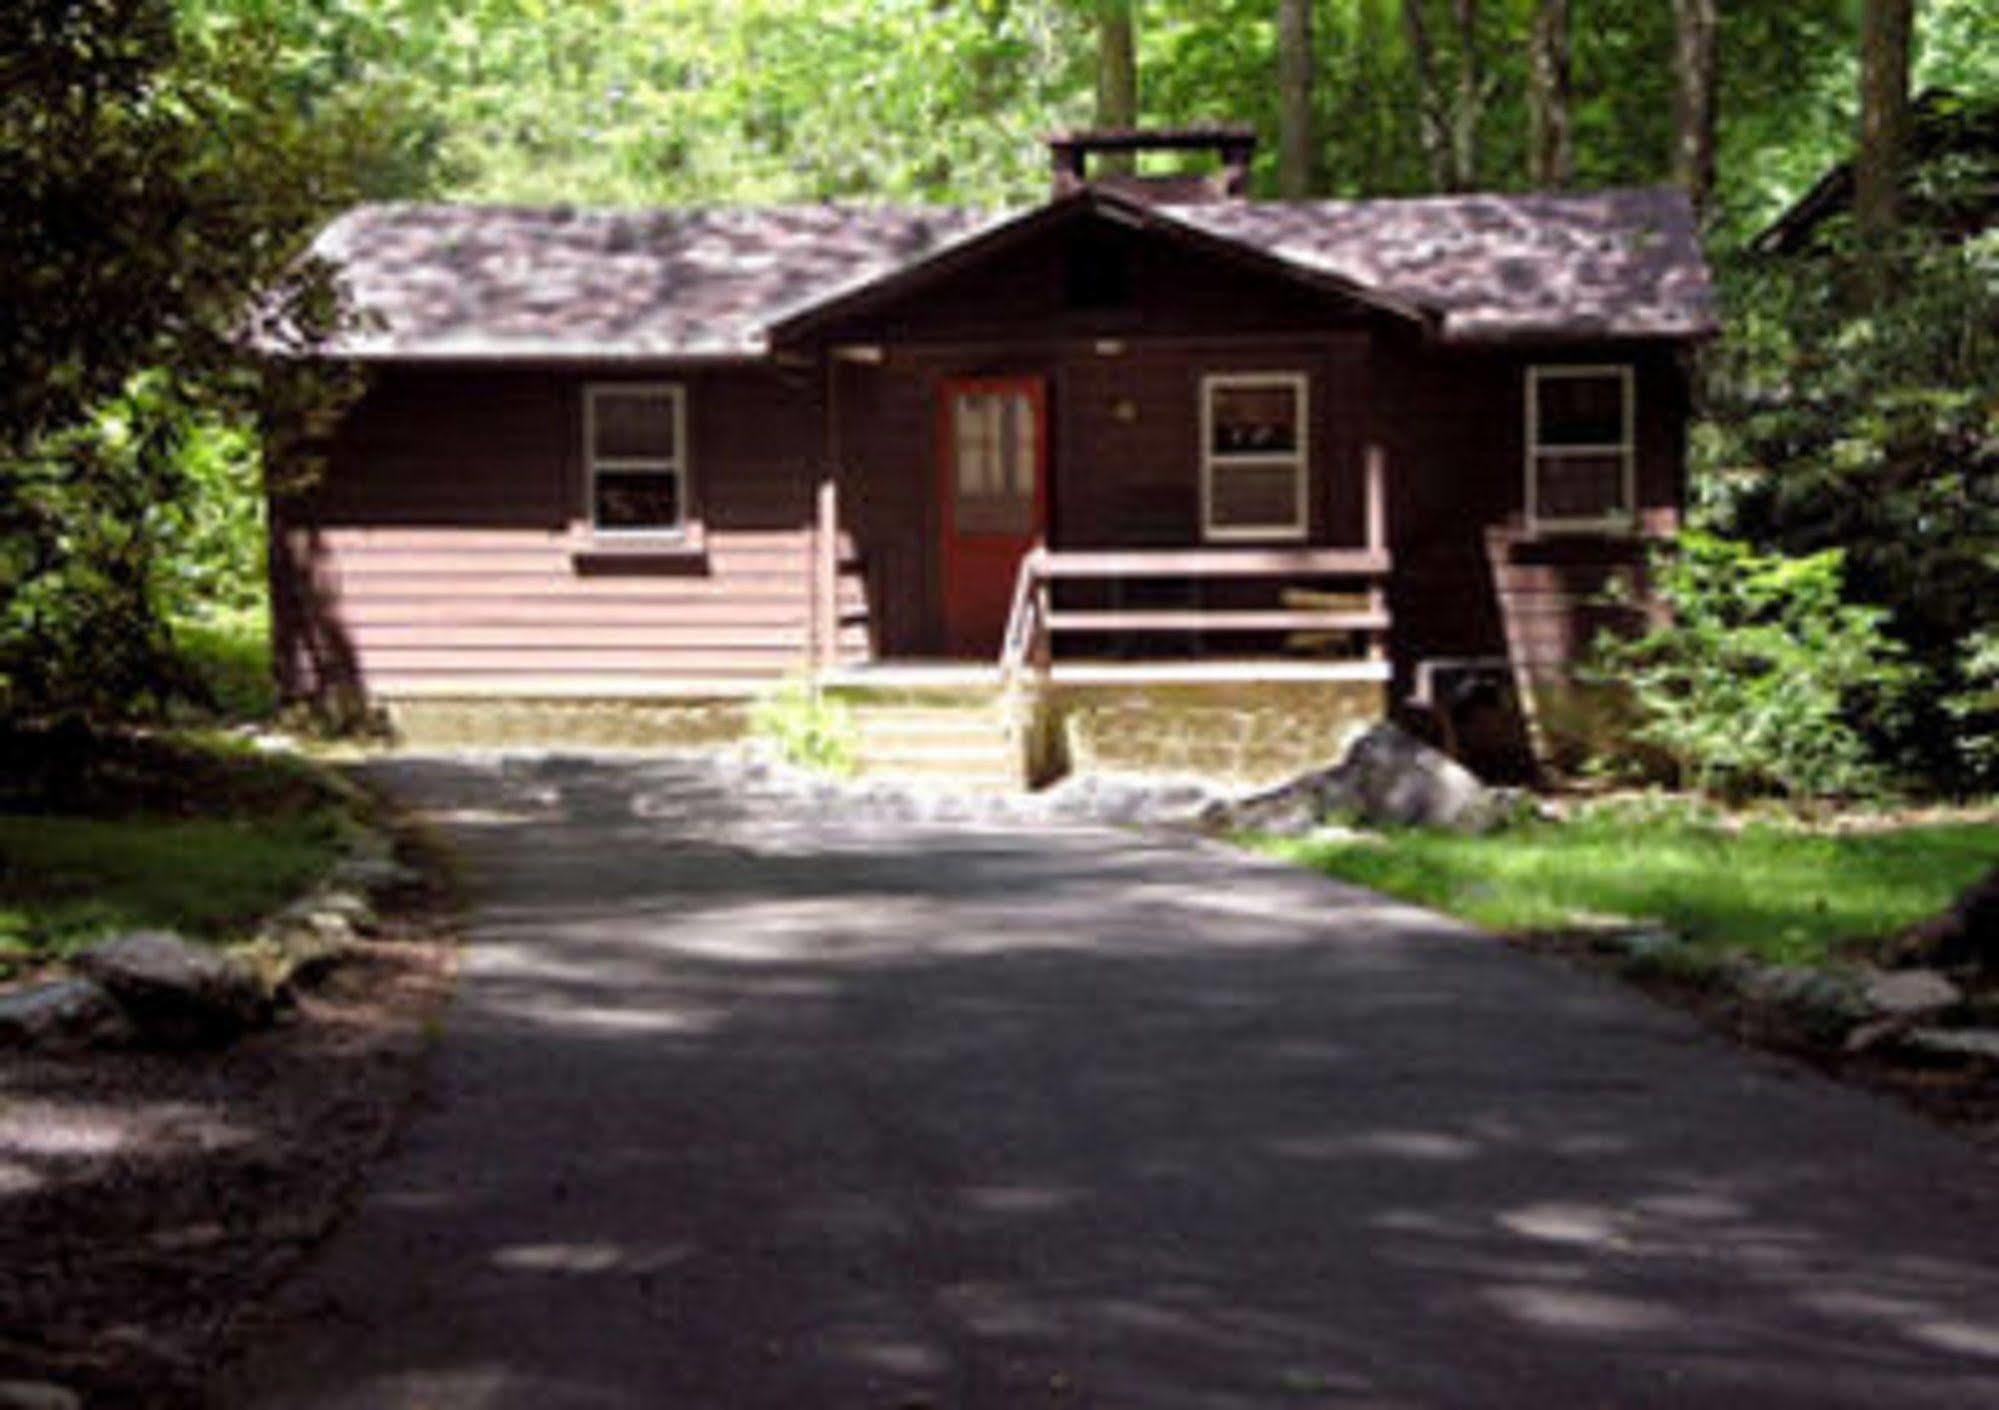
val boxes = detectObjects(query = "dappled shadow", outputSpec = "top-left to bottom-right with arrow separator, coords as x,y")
1172,189 -> 1715,341
0,944 -> 450,1409
220,756 -> 1999,1409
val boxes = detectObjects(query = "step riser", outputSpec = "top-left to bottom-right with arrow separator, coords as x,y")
845,700 -> 1025,786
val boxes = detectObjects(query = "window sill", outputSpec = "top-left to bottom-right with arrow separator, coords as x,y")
568,526 -> 707,571
1521,517 -> 1637,539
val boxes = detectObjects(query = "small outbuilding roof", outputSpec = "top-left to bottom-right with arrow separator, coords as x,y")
276,185 -> 1714,361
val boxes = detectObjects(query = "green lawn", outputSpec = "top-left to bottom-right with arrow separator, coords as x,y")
1270,817 -> 1999,966
0,729 -> 357,978
174,606 -> 278,721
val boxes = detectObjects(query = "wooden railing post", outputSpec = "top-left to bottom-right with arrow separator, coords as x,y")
1365,444 -> 1387,555
814,475 -> 838,670
1029,542 -> 1052,683
1365,445 -> 1388,661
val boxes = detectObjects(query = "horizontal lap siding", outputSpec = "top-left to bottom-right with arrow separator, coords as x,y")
1371,336 -> 1686,683
273,367 -> 826,699
834,334 -> 1373,657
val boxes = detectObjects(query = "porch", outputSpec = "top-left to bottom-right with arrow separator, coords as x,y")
806,448 -> 1394,788
806,438 -> 1396,688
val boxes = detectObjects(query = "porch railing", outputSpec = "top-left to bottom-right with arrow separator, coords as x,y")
999,449 -> 1393,688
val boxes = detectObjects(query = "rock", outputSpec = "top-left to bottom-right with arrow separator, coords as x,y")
1604,927 -> 1683,961
264,905 -> 357,948
1201,722 -> 1505,836
1842,1017 -> 1910,1054
1332,723 -> 1507,832
270,886 -> 376,942
328,855 -> 425,903
1860,967 -> 1961,1018
1737,964 -> 1867,1036
0,979 -> 128,1051
1198,776 -> 1323,837
1903,1027 -> 1999,1063
0,1382 -> 82,1410
72,931 -> 271,1048
1040,774 -> 1219,829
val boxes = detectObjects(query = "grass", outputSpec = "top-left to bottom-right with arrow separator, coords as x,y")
173,605 -> 277,721
1270,817 -> 1999,966
0,814 -> 347,971
0,727 -> 359,978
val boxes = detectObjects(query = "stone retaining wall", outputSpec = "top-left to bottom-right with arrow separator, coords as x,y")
1048,680 -> 1384,786
382,698 -> 751,751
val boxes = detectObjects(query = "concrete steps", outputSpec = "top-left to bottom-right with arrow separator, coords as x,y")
841,695 -> 1025,788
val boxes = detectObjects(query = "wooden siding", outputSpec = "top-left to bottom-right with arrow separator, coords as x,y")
268,208 -> 1692,708
272,366 -> 845,699
834,334 -> 1376,658
1368,335 -> 1685,677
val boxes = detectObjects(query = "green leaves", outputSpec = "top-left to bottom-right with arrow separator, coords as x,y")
1591,532 -> 1915,800
1696,220 -> 1999,788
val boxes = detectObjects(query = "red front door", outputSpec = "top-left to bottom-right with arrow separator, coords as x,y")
939,377 -> 1048,657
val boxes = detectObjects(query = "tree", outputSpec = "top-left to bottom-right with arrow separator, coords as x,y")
0,0 -> 414,720
1096,0 -> 1139,174
1856,0 -> 1915,239
1277,0 -> 1315,197
1671,0 -> 1719,212
1526,0 -> 1572,187
1402,0 -> 1491,191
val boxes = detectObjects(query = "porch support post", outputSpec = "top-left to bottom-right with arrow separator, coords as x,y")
1030,542 -> 1053,684
1365,445 -> 1388,663
814,475 -> 839,671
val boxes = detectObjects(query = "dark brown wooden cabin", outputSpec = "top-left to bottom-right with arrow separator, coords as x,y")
265,129 -> 1714,771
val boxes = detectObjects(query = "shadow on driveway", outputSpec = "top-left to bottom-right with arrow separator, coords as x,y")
221,755 -> 1999,1409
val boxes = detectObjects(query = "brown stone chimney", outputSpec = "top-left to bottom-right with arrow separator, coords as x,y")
1048,125 -> 1257,204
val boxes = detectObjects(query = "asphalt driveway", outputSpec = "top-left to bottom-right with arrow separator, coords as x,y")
223,755 -> 1999,1409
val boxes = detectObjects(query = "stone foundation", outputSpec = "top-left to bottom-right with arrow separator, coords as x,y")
1049,679 -> 1384,787
381,697 -> 751,752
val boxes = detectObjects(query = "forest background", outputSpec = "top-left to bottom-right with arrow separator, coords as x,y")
2,0 -> 1994,795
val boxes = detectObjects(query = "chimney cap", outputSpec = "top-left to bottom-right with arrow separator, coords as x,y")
1047,125 -> 1258,203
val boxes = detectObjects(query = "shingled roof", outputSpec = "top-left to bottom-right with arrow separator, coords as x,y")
282,186 -> 1713,360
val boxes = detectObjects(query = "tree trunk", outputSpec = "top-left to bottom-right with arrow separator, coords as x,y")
1527,0 -> 1572,188
1096,1 -> 1139,173
1402,0 -> 1487,191
1671,0 -> 1718,213
1278,0 -> 1316,197
1447,0 -> 1484,189
1857,0 -> 1915,239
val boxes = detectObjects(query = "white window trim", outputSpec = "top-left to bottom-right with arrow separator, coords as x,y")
1525,364 -> 1636,534
1200,371 -> 1310,543
585,382 -> 689,538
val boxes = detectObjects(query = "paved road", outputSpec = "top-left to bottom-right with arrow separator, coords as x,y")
224,755 -> 1999,1409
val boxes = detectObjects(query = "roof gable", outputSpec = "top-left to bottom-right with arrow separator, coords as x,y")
764,188 -> 1435,343
276,186 -> 1714,361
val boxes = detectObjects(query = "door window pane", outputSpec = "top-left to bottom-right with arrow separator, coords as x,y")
952,389 -> 1036,535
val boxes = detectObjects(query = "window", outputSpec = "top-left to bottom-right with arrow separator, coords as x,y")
950,387 -> 1039,535
1202,373 -> 1309,541
1526,366 -> 1634,531
586,384 -> 687,535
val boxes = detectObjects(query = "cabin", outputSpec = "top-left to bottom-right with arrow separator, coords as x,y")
1753,89 -> 1999,255
264,127 -> 1715,784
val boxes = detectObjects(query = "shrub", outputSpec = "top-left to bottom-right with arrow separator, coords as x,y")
750,681 -> 857,776
1588,532 -> 1914,800
1695,222 -> 1999,788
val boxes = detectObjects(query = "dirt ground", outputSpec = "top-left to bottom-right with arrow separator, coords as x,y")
0,834 -> 457,1409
